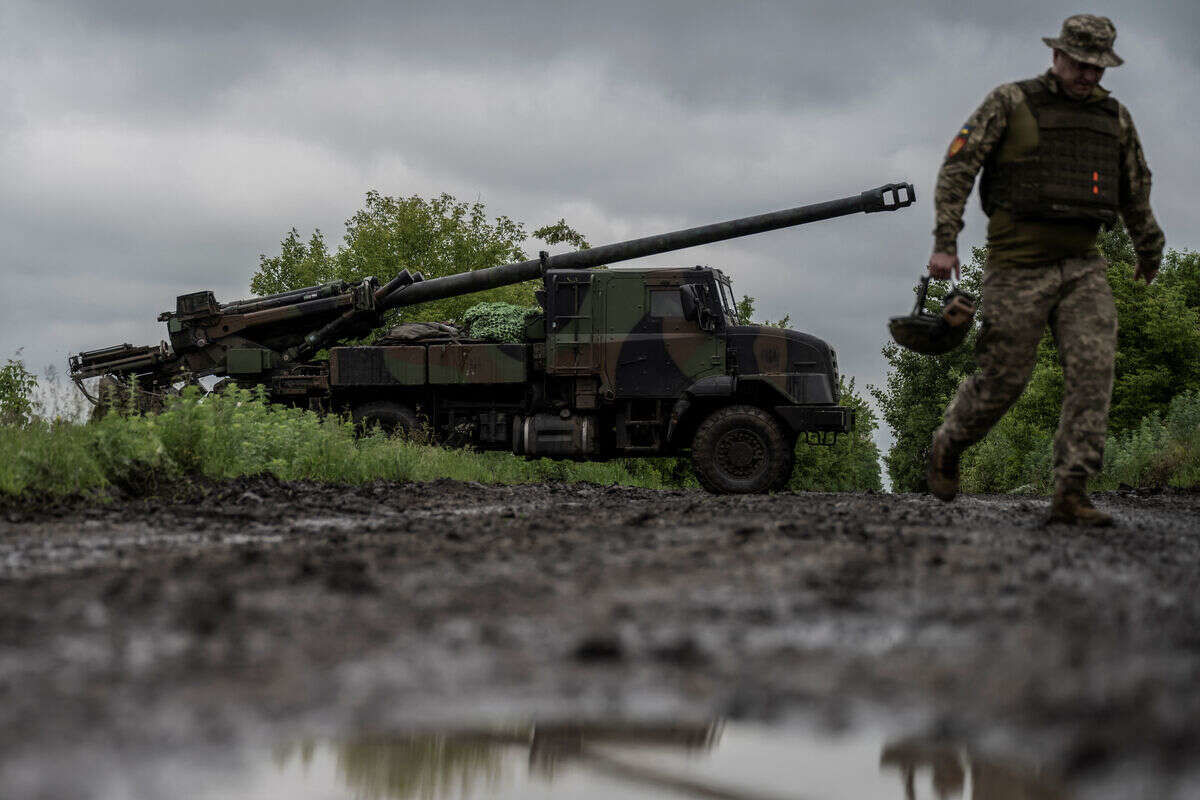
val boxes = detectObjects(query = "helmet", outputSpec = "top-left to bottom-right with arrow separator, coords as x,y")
888,276 -> 977,355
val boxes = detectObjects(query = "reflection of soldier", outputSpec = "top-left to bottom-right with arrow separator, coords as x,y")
881,738 -> 1066,800
926,15 -> 1164,525
881,740 -> 963,799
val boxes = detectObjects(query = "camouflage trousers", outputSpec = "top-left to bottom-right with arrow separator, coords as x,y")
937,255 -> 1118,482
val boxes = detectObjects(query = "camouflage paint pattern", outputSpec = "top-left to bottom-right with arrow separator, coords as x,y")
725,327 -> 838,405
601,270 -> 724,398
428,343 -> 527,384
332,343 -> 526,386
540,268 -> 838,405
937,255 -> 1117,481
329,346 -> 426,386
544,269 -> 722,396
934,72 -> 1162,271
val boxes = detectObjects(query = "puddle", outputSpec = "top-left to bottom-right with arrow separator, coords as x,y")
181,721 -> 1067,800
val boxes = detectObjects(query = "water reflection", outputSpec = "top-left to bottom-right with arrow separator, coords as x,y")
270,722 -> 1066,800
880,737 -> 1066,800
276,732 -> 507,800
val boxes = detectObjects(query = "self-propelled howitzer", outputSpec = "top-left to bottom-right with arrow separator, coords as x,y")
71,183 -> 914,492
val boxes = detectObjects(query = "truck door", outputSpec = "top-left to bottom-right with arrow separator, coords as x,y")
611,277 -> 724,398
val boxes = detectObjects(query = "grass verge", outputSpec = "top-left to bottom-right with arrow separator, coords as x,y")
0,387 -> 679,498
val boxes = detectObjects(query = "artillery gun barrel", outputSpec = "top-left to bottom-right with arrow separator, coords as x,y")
69,343 -> 178,406
76,182 -> 916,373
70,342 -> 173,379
381,183 -> 914,310
72,342 -> 158,368
221,281 -> 349,315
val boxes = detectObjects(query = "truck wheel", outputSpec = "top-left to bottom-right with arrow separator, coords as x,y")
352,401 -> 419,438
772,435 -> 797,493
691,405 -> 791,494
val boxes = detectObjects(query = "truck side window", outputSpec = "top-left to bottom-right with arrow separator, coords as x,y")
649,289 -> 684,319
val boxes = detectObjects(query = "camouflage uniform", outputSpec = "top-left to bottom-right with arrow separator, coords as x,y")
932,15 -> 1164,484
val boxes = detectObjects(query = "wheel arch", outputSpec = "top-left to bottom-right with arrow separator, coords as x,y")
668,376 -> 794,447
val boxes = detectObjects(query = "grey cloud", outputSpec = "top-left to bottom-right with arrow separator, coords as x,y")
31,0 -> 1200,109
2,0 -> 1197,468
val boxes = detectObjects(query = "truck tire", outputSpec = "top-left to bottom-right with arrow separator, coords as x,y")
352,400 -> 419,438
691,405 -> 791,494
772,435 -> 797,492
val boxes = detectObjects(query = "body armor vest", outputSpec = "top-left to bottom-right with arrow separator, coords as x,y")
981,79 -> 1120,224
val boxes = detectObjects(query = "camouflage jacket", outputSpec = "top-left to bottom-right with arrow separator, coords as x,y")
934,70 -> 1164,270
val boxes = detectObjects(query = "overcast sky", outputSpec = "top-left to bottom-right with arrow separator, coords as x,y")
3,0 -> 1197,457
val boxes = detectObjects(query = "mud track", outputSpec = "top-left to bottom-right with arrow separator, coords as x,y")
1,479 -> 1198,797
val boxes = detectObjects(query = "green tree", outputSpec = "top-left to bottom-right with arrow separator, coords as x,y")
250,191 -> 590,336
790,376 -> 883,491
1102,227 -> 1200,432
876,227 -> 1200,493
532,218 -> 591,250
250,229 -> 336,296
735,294 -> 790,329
0,356 -> 39,427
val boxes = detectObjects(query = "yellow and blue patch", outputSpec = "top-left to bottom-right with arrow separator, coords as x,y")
947,124 -> 973,158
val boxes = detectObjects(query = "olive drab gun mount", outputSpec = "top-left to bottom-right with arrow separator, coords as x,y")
71,182 -> 915,494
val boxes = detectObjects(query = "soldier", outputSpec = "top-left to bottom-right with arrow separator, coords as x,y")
926,14 -> 1164,525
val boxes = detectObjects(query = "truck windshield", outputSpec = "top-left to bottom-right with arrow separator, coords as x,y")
718,280 -> 739,324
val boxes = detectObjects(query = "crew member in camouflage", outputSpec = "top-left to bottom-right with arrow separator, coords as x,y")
925,14 -> 1164,526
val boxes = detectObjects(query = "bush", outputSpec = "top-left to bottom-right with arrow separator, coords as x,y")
1095,390 -> 1200,490
0,357 -> 39,427
789,377 -> 883,492
953,389 -> 1200,494
0,387 -> 678,497
2,364 -> 883,497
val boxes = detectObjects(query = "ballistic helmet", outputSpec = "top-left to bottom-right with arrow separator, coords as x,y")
888,276 -> 977,355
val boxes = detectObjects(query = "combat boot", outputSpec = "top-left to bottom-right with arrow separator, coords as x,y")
927,432 -> 962,502
1048,478 -> 1113,527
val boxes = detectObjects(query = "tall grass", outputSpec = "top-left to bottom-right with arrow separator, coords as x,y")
1094,389 -> 1200,490
0,386 -> 675,497
958,389 -> 1200,493
10,358 -> 1191,498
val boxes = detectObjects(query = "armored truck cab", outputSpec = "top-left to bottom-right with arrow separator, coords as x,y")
328,265 -> 851,493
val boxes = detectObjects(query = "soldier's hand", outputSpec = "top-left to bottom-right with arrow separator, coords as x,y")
1134,261 -> 1158,284
928,251 -> 960,281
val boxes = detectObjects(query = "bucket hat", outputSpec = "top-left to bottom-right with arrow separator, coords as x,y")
1043,14 -> 1123,67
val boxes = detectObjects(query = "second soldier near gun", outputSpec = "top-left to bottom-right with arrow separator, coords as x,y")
925,14 -> 1164,525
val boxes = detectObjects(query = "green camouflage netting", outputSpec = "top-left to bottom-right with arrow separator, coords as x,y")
462,302 -> 542,343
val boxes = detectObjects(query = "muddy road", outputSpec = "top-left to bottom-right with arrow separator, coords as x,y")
1,480 -> 1198,798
